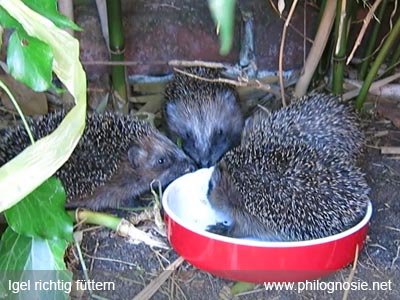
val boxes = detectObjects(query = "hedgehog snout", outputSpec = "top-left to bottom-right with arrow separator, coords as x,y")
199,158 -> 214,168
185,162 -> 197,173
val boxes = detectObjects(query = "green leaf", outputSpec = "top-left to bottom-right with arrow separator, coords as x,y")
24,0 -> 81,31
0,7 -> 23,30
4,177 -> 73,242
230,281 -> 256,295
0,228 -> 72,300
7,30 -> 54,92
208,0 -> 236,55
0,1 -> 87,212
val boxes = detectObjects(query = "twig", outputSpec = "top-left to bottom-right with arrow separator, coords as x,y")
83,253 -> 139,269
391,244 -> 400,268
173,68 -> 272,91
381,146 -> 400,155
347,0 -> 383,64
268,0 -> 314,44
343,72 -> 400,101
83,60 -> 168,66
279,0 -> 299,106
368,243 -> 388,251
384,226 -> 400,233
74,232 -> 95,298
169,60 -> 227,69
132,256 -> 185,300
342,244 -> 359,300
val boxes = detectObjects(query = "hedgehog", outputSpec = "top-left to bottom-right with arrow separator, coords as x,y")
206,133 -> 370,241
243,93 -> 364,160
164,67 -> 244,168
0,111 -> 195,210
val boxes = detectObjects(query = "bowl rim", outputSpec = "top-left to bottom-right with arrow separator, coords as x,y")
162,178 -> 373,248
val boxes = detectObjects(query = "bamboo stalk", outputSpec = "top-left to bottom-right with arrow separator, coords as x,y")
355,15 -> 400,110
332,0 -> 347,95
106,0 -> 128,113
315,0 -> 332,82
358,0 -> 388,80
294,0 -> 337,97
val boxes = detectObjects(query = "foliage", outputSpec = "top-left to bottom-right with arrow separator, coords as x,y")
0,0 -> 81,92
0,0 -> 87,298
208,0 -> 236,55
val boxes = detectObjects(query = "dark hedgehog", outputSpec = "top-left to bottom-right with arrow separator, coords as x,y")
207,133 -> 370,241
0,111 -> 195,210
164,67 -> 244,168
244,94 -> 364,160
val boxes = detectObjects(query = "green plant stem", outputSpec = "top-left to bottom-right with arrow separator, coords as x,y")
106,0 -> 128,113
355,15 -> 400,110
332,0 -> 354,95
0,80 -> 35,144
68,209 -> 121,230
358,0 -> 388,80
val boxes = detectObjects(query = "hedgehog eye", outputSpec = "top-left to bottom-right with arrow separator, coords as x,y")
218,129 -> 223,136
158,157 -> 166,165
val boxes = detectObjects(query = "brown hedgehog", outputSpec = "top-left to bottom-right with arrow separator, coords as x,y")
207,129 -> 370,242
243,93 -> 364,160
0,111 -> 195,210
164,67 -> 244,168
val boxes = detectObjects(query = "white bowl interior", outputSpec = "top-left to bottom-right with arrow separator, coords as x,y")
162,167 -> 373,248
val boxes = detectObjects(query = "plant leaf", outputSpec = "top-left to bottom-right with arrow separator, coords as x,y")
4,177 -> 73,241
208,0 -> 236,55
0,6 -> 23,29
0,227 -> 72,299
24,0 -> 81,31
0,0 -> 87,212
7,30 -> 53,92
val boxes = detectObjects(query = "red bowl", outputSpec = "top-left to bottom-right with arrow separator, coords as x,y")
162,167 -> 373,283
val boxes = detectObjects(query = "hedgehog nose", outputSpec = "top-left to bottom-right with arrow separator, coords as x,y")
200,159 -> 213,168
187,163 -> 196,173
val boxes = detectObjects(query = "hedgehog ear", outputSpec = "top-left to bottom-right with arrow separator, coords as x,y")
127,145 -> 146,167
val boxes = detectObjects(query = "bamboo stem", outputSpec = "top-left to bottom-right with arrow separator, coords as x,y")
332,0 -> 355,95
355,15 -> 400,110
332,0 -> 346,95
358,0 -> 388,80
106,0 -> 128,113
294,0 -> 337,97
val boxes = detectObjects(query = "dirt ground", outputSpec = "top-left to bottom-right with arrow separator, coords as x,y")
68,109 -> 400,300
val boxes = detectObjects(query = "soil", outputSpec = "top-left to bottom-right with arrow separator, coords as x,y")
69,112 -> 400,300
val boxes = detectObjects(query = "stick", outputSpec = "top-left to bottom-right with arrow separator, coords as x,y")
132,256 -> 185,300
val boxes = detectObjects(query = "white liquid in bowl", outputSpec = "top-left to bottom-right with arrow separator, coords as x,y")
164,167 -> 231,230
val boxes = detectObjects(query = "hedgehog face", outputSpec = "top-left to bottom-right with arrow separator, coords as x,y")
165,89 -> 243,168
127,134 -> 196,187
